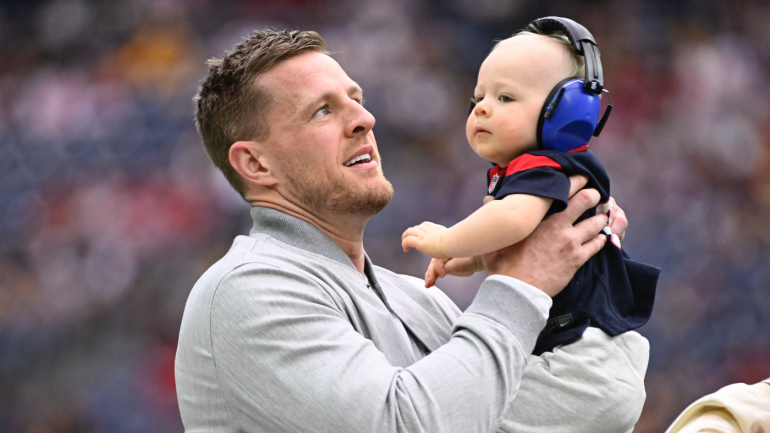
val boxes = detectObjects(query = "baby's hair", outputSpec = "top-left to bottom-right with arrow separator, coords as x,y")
493,30 -> 586,79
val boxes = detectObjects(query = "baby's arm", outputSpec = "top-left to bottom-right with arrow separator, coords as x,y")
402,194 -> 553,259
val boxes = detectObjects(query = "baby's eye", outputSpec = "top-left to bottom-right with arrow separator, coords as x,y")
471,95 -> 483,103
499,95 -> 514,103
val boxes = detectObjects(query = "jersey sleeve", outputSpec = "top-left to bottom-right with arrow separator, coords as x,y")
531,149 -> 611,204
494,167 -> 571,215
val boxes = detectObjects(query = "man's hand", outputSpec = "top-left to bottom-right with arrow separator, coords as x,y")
402,222 -> 450,259
424,256 -> 483,288
569,174 -> 628,240
483,188 -> 608,297
605,197 -> 628,241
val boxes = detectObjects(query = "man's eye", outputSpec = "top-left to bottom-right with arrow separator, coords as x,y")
315,106 -> 330,116
356,98 -> 366,105
499,95 -> 513,103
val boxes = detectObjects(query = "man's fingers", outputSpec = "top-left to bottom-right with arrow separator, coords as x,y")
580,233 -> 607,261
609,206 -> 628,240
556,188 -> 601,225
567,175 -> 589,198
573,213 -> 608,245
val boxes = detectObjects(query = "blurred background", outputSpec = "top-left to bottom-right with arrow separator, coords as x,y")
0,0 -> 769,431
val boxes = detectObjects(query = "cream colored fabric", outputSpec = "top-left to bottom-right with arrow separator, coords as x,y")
499,328 -> 650,433
665,379 -> 770,433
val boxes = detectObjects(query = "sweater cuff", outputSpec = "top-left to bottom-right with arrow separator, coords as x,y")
486,275 -> 552,320
464,277 -> 549,353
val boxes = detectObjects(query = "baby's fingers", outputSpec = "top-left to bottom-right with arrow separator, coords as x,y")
425,266 -> 437,288
431,258 -> 447,278
402,236 -> 418,252
425,259 -> 448,288
401,226 -> 423,241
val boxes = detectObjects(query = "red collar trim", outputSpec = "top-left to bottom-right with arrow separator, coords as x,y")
568,144 -> 589,153
504,154 -> 562,176
489,164 -> 506,181
493,146 -> 588,178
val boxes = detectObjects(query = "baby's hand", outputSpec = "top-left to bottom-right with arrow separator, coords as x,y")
401,222 -> 449,259
424,256 -> 483,288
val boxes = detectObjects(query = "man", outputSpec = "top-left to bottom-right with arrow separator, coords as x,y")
175,30 -> 647,433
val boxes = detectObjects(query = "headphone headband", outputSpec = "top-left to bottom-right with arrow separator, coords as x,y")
525,17 -> 604,94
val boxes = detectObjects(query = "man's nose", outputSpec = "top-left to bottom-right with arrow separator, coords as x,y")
346,102 -> 376,137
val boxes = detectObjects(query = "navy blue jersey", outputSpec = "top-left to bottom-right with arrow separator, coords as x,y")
487,147 -> 659,355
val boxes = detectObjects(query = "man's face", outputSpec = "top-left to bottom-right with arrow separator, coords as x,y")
258,52 -> 393,217
467,34 -> 574,166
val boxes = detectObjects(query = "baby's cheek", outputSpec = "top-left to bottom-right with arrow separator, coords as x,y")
465,117 -> 474,144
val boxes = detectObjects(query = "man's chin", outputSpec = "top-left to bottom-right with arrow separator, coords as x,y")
329,179 -> 394,217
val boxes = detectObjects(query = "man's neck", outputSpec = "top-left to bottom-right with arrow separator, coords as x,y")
250,199 -> 369,274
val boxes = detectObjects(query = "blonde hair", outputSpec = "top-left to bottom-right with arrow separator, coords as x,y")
494,31 -> 586,79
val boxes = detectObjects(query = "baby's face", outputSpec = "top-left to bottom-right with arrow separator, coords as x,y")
467,34 -> 575,166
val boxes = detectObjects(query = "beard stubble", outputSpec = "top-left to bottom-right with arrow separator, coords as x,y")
274,151 -> 394,218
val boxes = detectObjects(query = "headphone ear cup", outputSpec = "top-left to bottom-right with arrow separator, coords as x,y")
537,78 -> 602,152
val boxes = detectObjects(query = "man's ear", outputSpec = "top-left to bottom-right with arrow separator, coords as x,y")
229,141 -> 277,187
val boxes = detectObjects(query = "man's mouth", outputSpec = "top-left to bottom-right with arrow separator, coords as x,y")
343,153 -> 372,167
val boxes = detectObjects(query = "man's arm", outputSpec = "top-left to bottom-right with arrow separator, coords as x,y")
205,190 -> 606,433
210,265 -> 543,433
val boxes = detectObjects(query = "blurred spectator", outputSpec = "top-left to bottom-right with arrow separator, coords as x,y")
665,378 -> 770,433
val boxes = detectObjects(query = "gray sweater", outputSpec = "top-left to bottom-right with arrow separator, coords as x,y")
175,207 -> 548,432
176,207 -> 651,432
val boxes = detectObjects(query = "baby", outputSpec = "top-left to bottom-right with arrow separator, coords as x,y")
402,17 -> 659,355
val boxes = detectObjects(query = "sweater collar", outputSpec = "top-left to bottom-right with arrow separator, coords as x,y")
249,206 -> 364,273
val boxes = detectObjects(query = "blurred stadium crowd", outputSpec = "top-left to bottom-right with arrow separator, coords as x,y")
0,0 -> 769,431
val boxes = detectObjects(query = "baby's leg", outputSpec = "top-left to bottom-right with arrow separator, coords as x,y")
498,328 -> 650,433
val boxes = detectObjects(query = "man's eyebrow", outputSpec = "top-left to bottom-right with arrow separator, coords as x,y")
349,83 -> 363,98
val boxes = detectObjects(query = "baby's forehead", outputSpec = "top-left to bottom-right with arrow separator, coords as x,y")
484,33 -> 574,84
498,32 -> 551,46
493,33 -> 571,59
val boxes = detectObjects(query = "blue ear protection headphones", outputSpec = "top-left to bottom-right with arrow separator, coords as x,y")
469,16 -> 613,152
529,17 -> 612,152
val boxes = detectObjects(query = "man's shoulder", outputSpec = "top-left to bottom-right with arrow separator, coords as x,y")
196,233 -> 355,294
200,234 -> 289,281
210,232 -> 348,274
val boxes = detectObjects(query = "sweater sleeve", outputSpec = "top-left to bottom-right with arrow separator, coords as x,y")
209,264 -> 547,433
